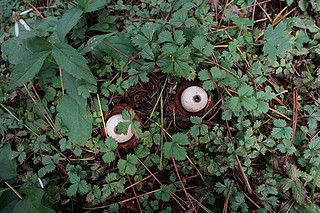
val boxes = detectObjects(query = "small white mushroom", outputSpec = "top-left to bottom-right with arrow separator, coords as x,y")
106,114 -> 133,143
180,86 -> 208,113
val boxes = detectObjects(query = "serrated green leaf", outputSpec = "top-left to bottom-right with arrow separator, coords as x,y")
274,119 -> 286,128
257,100 -> 269,114
172,133 -> 188,145
190,116 -> 202,124
67,184 -> 78,197
69,173 -> 80,184
230,97 -> 241,112
117,154 -> 138,175
238,85 -> 254,97
56,94 -> 93,145
263,23 -> 292,62
163,141 -> 187,161
173,30 -> 185,45
141,45 -> 155,60
78,180 -> 89,193
242,97 -> 257,110
52,42 -> 97,85
158,30 -> 173,43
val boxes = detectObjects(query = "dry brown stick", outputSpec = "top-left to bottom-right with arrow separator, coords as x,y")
257,0 -> 273,23
59,67 -> 65,95
29,81 -> 62,138
83,188 -> 160,210
24,83 -> 62,138
124,172 -> 158,190
223,180 -> 234,213
26,2 -> 44,18
137,158 -> 186,211
172,156 -> 197,212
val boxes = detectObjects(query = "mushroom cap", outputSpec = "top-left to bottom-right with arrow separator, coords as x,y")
106,114 -> 133,143
180,86 -> 208,113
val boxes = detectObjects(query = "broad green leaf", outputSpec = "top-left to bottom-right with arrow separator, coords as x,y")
56,6 -> 83,42
57,94 -> 93,145
2,36 -> 52,65
79,0 -> 108,12
52,42 -> 97,85
0,190 -> 19,213
8,52 -> 50,90
13,187 -> 55,213
61,72 -> 87,108
0,143 -> 17,179
80,33 -> 115,54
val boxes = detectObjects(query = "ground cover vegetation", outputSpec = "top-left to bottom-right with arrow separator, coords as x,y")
1,0 -> 320,212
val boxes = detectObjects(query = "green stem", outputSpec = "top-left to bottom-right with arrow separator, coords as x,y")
149,76 -> 168,119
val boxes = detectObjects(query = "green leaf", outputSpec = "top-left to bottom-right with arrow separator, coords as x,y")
158,46 -> 195,79
257,100 -> 269,114
173,30 -> 186,45
79,0 -> 107,12
242,97 -> 257,111
78,180 -> 89,193
52,42 -> 97,85
263,23 -> 292,62
192,36 -> 214,56
274,119 -> 286,128
171,9 -> 197,27
56,6 -> 83,42
80,33 -> 115,54
2,36 -> 52,65
8,52 -> 50,90
0,143 -> 17,179
163,133 -> 188,161
69,173 -> 80,184
117,154 -> 138,175
238,85 -> 254,97
190,116 -> 202,124
158,31 -> 173,43
56,94 -> 93,145
230,97 -> 241,112
13,187 -> 55,213
155,185 -> 171,202
67,184 -> 79,197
